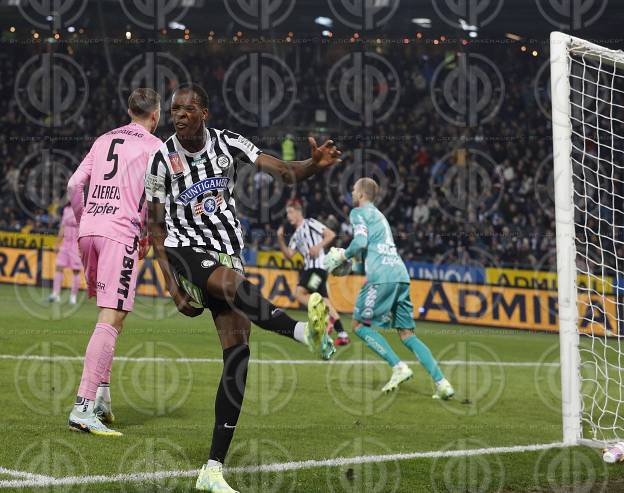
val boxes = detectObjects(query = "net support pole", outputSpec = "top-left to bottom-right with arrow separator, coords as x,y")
550,31 -> 582,446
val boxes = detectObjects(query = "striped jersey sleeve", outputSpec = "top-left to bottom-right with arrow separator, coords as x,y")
221,130 -> 262,164
145,149 -> 169,204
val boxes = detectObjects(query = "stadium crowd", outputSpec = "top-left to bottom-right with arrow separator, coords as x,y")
0,40 -> 559,270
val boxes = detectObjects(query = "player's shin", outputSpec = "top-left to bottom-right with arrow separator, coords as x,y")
401,334 -> 444,382
209,344 -> 250,464
355,326 -> 401,367
76,323 -> 118,406
69,323 -> 122,436
51,271 -> 63,300
70,273 -> 80,298
232,280 -> 299,339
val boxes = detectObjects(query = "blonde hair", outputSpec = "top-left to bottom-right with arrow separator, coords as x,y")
355,177 -> 379,201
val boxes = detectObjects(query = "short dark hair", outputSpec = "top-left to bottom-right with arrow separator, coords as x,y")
128,88 -> 160,118
173,83 -> 209,109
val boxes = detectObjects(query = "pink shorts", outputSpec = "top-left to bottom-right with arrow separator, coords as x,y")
56,247 -> 82,270
79,236 -> 139,312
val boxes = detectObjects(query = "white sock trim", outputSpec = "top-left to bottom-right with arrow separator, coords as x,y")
294,322 -> 307,344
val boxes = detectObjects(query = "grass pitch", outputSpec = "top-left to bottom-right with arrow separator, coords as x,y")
0,283 -> 623,492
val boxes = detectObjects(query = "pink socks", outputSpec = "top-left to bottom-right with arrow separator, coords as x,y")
71,273 -> 80,296
52,271 -> 63,296
77,323 -> 118,401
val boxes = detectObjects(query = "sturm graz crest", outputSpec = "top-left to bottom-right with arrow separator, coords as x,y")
217,155 -> 232,169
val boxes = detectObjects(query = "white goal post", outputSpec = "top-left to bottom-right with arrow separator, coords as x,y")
551,32 -> 624,447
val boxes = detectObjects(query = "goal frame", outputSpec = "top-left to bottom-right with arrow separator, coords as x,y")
551,31 -> 582,447
551,31 -> 621,448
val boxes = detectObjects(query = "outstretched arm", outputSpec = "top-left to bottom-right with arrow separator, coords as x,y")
256,137 -> 342,185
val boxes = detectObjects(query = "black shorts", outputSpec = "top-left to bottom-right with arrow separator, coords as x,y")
165,246 -> 245,317
298,268 -> 328,297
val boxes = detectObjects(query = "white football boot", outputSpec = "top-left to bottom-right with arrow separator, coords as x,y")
381,363 -> 413,393
195,461 -> 239,492
432,378 -> 455,400
68,399 -> 122,436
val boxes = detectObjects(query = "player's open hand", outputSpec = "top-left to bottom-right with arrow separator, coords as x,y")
309,137 -> 342,169
172,287 -> 204,317
138,236 -> 150,260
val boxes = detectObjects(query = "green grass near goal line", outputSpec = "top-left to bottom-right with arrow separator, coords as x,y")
0,283 -> 622,492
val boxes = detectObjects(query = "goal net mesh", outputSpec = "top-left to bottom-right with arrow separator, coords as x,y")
566,38 -> 624,442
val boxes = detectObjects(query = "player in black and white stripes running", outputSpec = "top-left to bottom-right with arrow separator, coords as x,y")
277,199 -> 350,346
146,84 -> 342,493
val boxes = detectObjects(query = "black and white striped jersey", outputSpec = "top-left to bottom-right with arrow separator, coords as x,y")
288,218 -> 327,270
144,127 -> 261,254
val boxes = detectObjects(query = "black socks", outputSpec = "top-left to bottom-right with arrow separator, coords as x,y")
232,280 -> 297,339
209,344 -> 250,463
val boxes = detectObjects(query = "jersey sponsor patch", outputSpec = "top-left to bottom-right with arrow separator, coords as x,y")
191,155 -> 207,167
168,152 -> 184,176
175,177 -> 230,206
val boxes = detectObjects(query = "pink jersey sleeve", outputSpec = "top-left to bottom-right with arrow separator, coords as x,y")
67,143 -> 95,223
76,123 -> 161,247
60,206 -> 79,250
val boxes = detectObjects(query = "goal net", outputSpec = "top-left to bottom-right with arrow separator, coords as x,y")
551,32 -> 624,446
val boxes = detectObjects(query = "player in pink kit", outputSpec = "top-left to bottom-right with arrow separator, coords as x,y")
49,204 -> 82,305
66,88 -> 161,436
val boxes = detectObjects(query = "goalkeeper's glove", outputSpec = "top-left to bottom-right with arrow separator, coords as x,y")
324,247 -> 347,274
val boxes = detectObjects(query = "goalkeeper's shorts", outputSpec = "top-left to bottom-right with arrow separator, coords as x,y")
353,282 -> 415,330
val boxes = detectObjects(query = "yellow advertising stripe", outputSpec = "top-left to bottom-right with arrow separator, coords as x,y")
1,246 -> 618,336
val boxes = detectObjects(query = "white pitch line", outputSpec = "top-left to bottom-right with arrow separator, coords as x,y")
0,467 -> 53,482
0,354 -> 558,367
0,442 -> 565,489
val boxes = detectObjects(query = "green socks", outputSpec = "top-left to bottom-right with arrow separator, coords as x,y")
355,326 -> 401,367
402,334 -> 444,382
